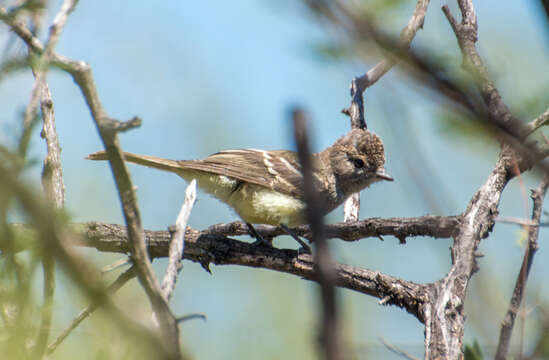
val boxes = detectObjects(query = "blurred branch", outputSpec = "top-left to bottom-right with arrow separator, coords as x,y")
495,175 -> 549,360
0,163 -> 173,359
5,2 -> 72,357
74,222 -> 429,321
293,109 -> 341,359
356,0 -> 431,90
379,337 -> 420,360
161,180 -> 196,303
0,6 -> 181,358
46,266 -> 137,355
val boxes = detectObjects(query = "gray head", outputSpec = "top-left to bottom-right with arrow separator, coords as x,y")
327,129 -> 393,195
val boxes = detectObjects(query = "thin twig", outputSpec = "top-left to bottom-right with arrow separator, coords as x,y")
176,313 -> 207,323
341,0 -> 431,221
495,175 -> 549,360
379,337 -> 420,360
356,0 -> 431,90
47,266 -> 137,355
161,180 -> 197,302
101,257 -> 131,273
293,109 -> 341,360
524,107 -> 549,136
495,216 -> 547,227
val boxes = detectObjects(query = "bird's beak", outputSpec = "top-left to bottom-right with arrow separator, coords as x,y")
376,169 -> 394,182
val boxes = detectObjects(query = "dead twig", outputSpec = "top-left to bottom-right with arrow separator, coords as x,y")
47,266 -> 137,355
495,175 -> 549,360
161,180 -> 197,302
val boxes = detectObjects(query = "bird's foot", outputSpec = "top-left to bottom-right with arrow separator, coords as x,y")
279,224 -> 311,255
246,222 -> 272,248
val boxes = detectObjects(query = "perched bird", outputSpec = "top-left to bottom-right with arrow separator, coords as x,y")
87,129 -> 392,245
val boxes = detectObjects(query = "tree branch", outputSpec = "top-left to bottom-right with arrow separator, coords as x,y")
47,266 -> 137,355
0,7 -> 181,359
341,0 -> 431,222
293,109 -> 341,359
204,215 -> 460,243
495,175 -> 549,360
161,180 -> 196,302
75,221 -> 429,321
420,2 -> 531,359
524,107 -> 549,136
356,0 -> 431,90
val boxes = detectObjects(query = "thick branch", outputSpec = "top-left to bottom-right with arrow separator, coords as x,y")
422,2 -> 529,359
205,215 -> 460,243
77,222 -> 428,320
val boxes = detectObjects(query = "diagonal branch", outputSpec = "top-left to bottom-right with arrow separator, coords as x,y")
524,107 -> 549,136
355,0 -> 431,90
47,266 -> 137,355
161,180 -> 197,302
495,175 -> 549,360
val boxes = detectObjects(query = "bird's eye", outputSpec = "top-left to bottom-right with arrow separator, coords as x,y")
352,158 -> 364,169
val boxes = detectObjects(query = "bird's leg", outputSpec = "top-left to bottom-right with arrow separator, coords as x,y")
246,222 -> 272,247
279,224 -> 311,255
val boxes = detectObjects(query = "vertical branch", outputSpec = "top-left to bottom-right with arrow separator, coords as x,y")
10,2 -> 74,357
1,6 -> 181,359
343,79 -> 365,222
340,0 -> 431,222
495,175 -> 549,360
161,180 -> 197,302
293,109 -> 341,360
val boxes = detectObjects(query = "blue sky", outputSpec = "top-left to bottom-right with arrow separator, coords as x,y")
1,0 -> 549,358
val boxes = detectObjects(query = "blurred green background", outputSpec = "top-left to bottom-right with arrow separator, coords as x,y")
1,0 -> 549,358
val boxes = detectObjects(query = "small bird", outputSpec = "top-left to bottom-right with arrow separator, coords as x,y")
87,129 -> 392,242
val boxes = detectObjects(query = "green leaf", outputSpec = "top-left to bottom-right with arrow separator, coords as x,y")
464,340 -> 484,360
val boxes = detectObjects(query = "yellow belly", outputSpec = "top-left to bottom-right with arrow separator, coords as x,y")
177,171 -> 305,226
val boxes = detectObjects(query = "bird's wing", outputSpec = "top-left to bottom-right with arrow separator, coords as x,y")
177,149 -> 306,198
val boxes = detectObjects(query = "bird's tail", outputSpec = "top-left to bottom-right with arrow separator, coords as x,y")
86,151 -> 182,173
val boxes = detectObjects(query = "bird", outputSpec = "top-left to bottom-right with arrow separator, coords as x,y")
87,128 -> 392,249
